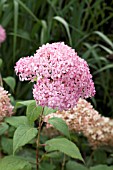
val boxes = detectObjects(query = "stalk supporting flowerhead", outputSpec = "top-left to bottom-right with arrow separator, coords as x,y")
15,42 -> 95,110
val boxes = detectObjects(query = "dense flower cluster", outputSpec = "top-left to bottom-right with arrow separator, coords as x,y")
44,98 -> 113,148
0,86 -> 14,121
15,42 -> 95,110
0,25 -> 6,44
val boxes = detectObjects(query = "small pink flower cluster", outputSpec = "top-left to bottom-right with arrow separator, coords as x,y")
44,98 -> 113,148
0,25 -> 6,44
0,86 -> 14,121
15,42 -> 95,110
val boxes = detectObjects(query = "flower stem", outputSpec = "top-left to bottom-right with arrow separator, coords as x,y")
61,154 -> 66,170
0,73 -> 3,87
36,107 -> 44,170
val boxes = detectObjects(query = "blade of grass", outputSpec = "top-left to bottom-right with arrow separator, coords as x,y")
16,0 -> 41,24
40,20 -> 48,45
98,44 -> 113,54
53,16 -> 72,46
13,0 -> 19,63
1,2 -> 13,27
94,31 -> 113,49
93,64 -> 113,75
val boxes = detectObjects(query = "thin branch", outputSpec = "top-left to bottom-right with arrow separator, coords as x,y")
36,107 -> 44,170
61,154 -> 66,170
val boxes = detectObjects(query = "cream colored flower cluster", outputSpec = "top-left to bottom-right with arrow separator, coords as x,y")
44,98 -> 113,148
0,86 -> 14,121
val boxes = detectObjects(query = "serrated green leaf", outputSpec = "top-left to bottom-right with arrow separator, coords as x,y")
3,76 -> 16,92
26,101 -> 42,124
0,122 -> 9,135
13,125 -> 37,154
15,100 -> 35,109
0,155 -> 32,170
48,117 -> 70,138
66,161 -> 88,170
5,116 -> 29,128
43,106 -> 57,116
45,138 -> 83,161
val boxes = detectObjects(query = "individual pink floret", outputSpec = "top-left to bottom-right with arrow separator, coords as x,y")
0,25 -> 6,44
15,42 -> 95,110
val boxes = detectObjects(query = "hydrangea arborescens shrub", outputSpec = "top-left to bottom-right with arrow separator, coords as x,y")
0,25 -> 6,44
15,42 -> 95,110
0,86 -> 14,121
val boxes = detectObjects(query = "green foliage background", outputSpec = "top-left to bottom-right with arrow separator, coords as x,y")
1,0 -> 113,114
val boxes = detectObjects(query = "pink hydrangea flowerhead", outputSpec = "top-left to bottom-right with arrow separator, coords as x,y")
0,25 -> 6,44
15,42 -> 95,110
0,86 -> 14,121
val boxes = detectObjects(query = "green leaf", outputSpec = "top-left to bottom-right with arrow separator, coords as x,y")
94,31 -> 113,49
3,76 -> 16,92
40,20 -> 48,44
39,162 -> 56,170
1,137 -> 13,154
98,44 -> 113,54
0,155 -> 32,170
93,149 -> 107,164
66,161 -> 88,170
16,0 -> 40,23
9,31 -> 31,41
5,116 -> 29,128
26,101 -> 42,124
0,58 -> 3,69
16,148 -> 36,165
48,117 -> 70,138
0,122 -> 9,135
13,125 -> 37,154
15,100 -> 35,109
93,64 -> 113,75
45,151 -> 63,158
45,138 -> 83,161
43,106 -> 57,116
90,165 -> 113,170
53,16 -> 72,46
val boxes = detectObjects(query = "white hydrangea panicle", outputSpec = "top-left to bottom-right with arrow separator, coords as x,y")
44,98 -> 113,148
